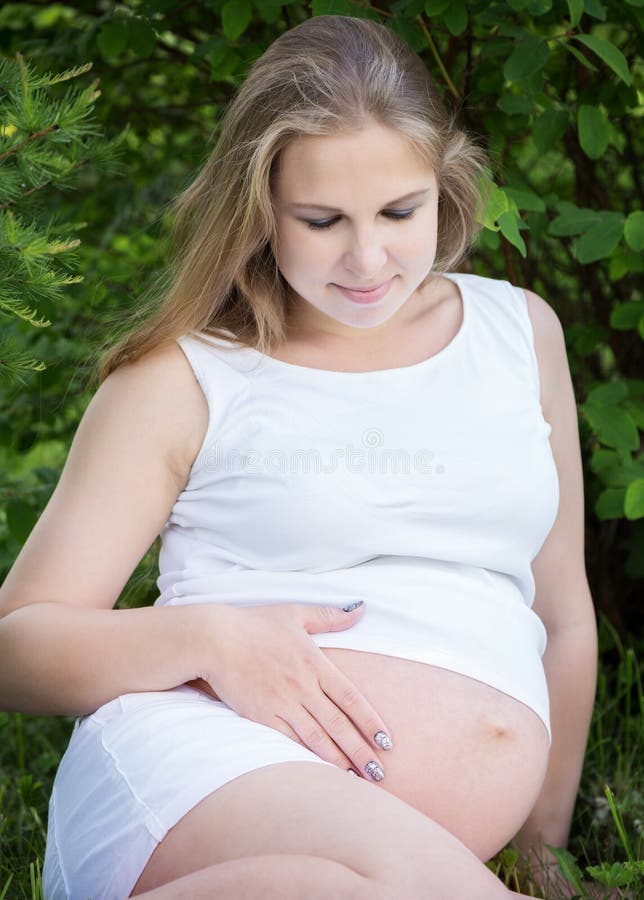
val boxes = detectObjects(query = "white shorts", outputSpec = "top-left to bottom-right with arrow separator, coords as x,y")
42,684 -> 336,899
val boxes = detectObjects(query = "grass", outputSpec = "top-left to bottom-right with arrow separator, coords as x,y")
0,614 -> 642,899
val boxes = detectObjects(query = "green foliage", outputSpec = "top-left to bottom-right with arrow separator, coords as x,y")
0,52 -> 125,381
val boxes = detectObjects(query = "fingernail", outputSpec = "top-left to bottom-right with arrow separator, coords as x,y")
374,731 -> 393,751
347,768 -> 360,776
342,601 -> 364,612
365,761 -> 385,782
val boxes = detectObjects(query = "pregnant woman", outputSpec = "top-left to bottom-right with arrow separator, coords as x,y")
0,14 -> 597,900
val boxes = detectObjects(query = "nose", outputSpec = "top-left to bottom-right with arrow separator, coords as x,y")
343,226 -> 388,281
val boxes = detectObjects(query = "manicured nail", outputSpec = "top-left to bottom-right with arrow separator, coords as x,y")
342,601 -> 364,612
374,731 -> 393,751
365,761 -> 385,782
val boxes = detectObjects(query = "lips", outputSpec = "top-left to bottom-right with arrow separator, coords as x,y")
334,278 -> 394,305
338,280 -> 389,292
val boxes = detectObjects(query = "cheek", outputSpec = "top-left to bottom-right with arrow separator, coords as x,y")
395,233 -> 436,265
278,225 -> 327,267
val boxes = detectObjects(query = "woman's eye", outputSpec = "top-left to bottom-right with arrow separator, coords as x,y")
306,209 -> 416,231
307,218 -> 336,231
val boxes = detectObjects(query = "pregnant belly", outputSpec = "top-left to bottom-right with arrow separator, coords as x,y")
321,647 -> 550,861
187,647 -> 550,862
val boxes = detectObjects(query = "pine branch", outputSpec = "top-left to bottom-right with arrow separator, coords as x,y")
0,335 -> 47,386
0,124 -> 60,162
0,52 -> 124,381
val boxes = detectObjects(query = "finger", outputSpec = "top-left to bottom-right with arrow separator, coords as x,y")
284,706 -> 372,778
272,715 -> 308,749
318,665 -> 394,755
308,695 -> 387,783
280,713 -> 363,778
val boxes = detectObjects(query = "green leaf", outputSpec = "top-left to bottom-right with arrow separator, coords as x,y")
586,381 -> 629,406
575,213 -> 624,263
548,204 -> 601,236
497,93 -> 534,115
504,187 -> 546,212
254,0 -> 285,22
221,0 -> 252,40
545,846 -> 585,893
570,322 -> 608,355
533,108 -> 568,153
624,398 -> 644,431
596,487 -> 625,519
589,443 -> 633,472
389,16 -> 426,51
127,17 -> 156,58
504,35 -> 550,82
498,210 -> 527,256
424,0 -> 450,14
624,481 -> 644,519
482,182 -> 509,229
586,860 -> 642,886
582,404 -> 639,451
442,0 -> 468,35
609,248 -> 644,281
592,457 -> 644,488
6,499 -> 38,543
564,41 -> 600,72
578,105 -> 610,159
583,0 -> 607,18
573,34 -> 631,85
97,16 -> 129,58
566,0 -> 584,25
527,0 -> 553,12
624,210 -> 644,251
610,300 -> 644,330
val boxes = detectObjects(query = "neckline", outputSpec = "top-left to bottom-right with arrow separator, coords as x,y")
216,272 -> 470,377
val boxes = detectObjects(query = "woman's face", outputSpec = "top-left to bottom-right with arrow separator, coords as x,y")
272,121 -> 440,341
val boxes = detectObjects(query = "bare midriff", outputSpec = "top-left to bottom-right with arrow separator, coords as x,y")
320,647 -> 550,860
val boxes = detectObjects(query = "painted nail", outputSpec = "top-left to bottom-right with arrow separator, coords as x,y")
374,731 -> 393,751
347,768 -> 360,776
342,601 -> 364,612
365,761 -> 385,782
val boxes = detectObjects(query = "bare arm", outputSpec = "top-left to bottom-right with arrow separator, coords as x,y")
511,290 -> 598,885
0,341 -> 223,716
0,601 -> 227,716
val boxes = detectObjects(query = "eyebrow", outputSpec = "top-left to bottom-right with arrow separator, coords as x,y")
287,188 -> 431,213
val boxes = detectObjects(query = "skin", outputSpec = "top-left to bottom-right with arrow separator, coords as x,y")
271,120 -> 445,346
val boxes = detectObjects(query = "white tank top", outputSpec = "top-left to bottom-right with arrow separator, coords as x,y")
155,272 -> 560,742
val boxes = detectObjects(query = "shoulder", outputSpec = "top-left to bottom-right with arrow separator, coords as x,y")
520,287 -> 567,419
97,339 -> 209,485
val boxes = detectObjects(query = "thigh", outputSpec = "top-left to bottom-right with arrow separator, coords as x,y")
131,760 -> 511,897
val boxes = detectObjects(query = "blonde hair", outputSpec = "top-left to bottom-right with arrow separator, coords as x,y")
97,14 -> 487,382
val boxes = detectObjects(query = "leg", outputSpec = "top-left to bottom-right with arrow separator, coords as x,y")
133,853 -> 393,899
130,761 -> 523,899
